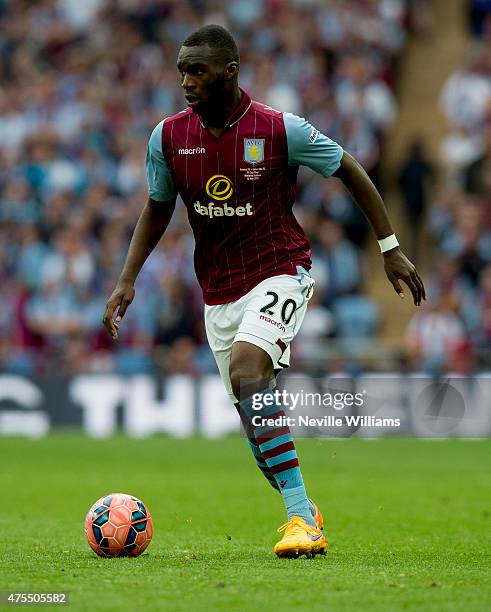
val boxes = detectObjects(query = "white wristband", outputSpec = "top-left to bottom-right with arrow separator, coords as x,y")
378,234 -> 399,253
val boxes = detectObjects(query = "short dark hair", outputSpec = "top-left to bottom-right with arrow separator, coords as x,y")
183,25 -> 239,64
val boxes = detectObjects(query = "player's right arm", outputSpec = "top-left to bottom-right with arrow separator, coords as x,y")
103,196 -> 175,339
103,120 -> 177,340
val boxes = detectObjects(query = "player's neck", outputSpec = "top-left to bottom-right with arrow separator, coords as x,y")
201,86 -> 243,135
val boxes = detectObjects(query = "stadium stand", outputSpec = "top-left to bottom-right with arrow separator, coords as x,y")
404,0 -> 491,373
3,0 -> 485,376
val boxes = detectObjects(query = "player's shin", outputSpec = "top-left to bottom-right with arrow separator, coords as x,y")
234,402 -> 279,491
238,389 -> 315,526
247,438 -> 280,491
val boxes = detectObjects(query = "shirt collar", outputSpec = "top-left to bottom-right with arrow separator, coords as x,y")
199,88 -> 251,130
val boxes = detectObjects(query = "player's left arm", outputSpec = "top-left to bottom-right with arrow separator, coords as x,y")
333,151 -> 426,306
283,112 -> 425,306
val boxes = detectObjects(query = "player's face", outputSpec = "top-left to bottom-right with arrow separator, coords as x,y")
177,45 -> 231,114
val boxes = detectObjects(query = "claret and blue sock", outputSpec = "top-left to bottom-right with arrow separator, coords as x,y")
237,389 -> 316,527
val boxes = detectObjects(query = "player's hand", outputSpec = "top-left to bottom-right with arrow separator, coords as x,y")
383,247 -> 426,306
102,281 -> 136,340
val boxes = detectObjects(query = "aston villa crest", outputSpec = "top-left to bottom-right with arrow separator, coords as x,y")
244,138 -> 265,164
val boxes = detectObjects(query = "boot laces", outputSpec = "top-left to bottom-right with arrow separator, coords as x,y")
277,516 -> 311,535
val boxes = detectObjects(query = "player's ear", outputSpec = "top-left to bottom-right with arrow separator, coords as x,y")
225,62 -> 239,79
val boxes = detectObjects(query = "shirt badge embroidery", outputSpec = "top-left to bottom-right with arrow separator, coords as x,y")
244,138 -> 265,164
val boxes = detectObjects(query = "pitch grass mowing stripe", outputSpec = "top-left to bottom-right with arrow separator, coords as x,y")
0,435 -> 489,611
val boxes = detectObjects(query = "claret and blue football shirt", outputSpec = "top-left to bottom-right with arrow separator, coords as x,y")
146,89 -> 344,305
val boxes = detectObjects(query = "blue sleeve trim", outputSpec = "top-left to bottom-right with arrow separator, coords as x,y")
284,112 -> 343,177
146,120 -> 177,202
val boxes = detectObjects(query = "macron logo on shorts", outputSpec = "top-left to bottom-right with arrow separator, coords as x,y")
259,314 -> 286,332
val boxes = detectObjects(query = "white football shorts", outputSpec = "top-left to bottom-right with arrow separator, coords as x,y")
204,266 -> 315,401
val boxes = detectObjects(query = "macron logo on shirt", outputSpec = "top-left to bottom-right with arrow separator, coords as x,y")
178,147 -> 206,155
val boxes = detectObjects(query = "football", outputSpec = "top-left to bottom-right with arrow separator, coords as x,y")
84,493 -> 153,557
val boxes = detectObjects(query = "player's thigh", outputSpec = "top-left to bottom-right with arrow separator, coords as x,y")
234,267 -> 315,370
229,340 -> 275,399
204,302 -> 240,401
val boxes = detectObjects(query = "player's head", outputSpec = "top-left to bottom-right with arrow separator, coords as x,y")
177,25 -> 240,114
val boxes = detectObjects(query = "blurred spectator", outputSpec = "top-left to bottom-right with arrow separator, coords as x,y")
315,219 -> 364,305
473,263 -> 491,350
398,139 -> 435,263
439,48 -> 491,132
469,0 -> 491,37
438,198 -> 491,285
464,123 -> 491,196
405,293 -> 475,374
294,288 -> 333,362
332,295 -> 380,351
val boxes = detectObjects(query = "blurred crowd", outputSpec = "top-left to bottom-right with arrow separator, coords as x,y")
403,0 -> 491,374
0,0 -> 425,377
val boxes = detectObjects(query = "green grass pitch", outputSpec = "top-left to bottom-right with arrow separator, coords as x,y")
0,434 -> 489,611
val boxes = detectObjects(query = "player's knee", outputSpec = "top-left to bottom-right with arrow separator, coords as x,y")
229,352 -> 272,401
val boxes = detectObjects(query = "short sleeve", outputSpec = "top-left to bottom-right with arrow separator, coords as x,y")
146,120 -> 177,202
283,113 -> 344,177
